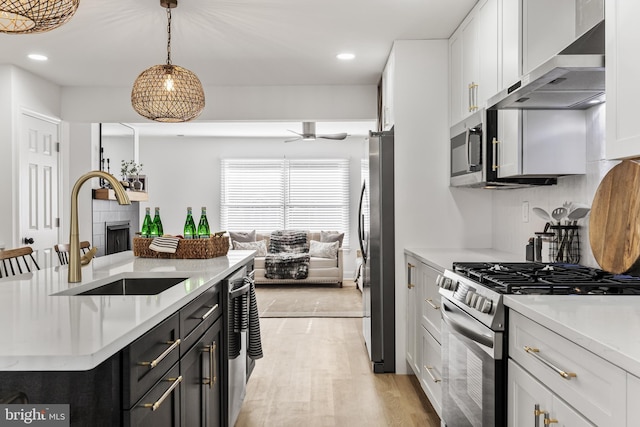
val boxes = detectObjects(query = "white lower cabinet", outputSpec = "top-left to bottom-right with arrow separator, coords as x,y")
508,360 -> 594,427
509,310 -> 626,426
404,251 -> 442,418
420,325 -> 442,416
627,373 -> 640,423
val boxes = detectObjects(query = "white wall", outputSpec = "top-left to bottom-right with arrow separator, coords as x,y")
138,135 -> 367,276
491,104 -> 616,268
391,40 -> 493,374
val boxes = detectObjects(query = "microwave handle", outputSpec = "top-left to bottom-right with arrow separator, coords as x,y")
465,127 -> 471,171
492,137 -> 499,171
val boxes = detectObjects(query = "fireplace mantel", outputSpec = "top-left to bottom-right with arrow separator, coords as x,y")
93,188 -> 148,202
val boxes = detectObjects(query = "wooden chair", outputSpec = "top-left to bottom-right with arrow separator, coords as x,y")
54,241 -> 91,266
0,247 -> 40,278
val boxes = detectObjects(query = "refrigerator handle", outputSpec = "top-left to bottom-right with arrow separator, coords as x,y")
357,182 -> 367,262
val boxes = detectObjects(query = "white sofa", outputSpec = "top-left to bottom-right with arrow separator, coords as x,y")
250,232 -> 343,287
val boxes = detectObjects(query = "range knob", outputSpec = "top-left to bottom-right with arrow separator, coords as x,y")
473,296 -> 486,311
465,291 -> 476,306
479,299 -> 493,313
435,274 -> 445,288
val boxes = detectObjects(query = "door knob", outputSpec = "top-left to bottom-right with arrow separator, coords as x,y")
23,237 -> 34,244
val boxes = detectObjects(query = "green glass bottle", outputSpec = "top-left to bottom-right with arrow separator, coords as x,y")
141,207 -> 152,238
150,207 -> 163,237
197,206 -> 210,238
183,207 -> 197,239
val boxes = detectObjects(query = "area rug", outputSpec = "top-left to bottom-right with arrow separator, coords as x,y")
255,281 -> 363,318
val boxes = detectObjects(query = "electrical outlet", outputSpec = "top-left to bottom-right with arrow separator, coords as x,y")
522,201 -> 529,223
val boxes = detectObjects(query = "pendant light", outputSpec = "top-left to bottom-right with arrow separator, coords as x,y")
131,0 -> 205,123
0,0 -> 79,34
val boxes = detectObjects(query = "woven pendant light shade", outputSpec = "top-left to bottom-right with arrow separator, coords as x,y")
131,64 -> 205,123
0,0 -> 79,34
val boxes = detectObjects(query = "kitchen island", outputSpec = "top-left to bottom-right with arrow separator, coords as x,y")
0,250 -> 255,426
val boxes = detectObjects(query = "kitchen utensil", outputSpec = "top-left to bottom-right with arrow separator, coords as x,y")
551,207 -> 567,224
590,160 -> 640,274
567,207 -> 590,221
533,207 -> 552,221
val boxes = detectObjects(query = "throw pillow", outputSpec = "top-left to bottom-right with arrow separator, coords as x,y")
229,230 -> 256,243
233,239 -> 267,256
309,240 -> 339,259
320,230 -> 344,247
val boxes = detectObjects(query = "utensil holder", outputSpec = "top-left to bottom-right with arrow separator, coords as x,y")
549,224 -> 580,264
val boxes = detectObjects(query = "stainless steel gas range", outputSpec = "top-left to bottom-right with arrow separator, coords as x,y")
437,262 -> 640,427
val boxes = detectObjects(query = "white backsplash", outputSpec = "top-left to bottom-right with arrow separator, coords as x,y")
491,104 -> 618,268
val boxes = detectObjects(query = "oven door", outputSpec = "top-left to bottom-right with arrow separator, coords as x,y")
441,298 -> 506,427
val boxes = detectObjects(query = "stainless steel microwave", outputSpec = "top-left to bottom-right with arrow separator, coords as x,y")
450,109 -> 487,187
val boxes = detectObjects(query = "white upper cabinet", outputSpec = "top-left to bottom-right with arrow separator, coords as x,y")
449,0 -> 498,126
381,50 -> 395,131
605,0 -> 640,160
522,0 -> 575,75
499,0 -> 520,91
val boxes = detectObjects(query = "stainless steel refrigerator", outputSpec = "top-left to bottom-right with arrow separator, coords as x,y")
358,128 -> 395,373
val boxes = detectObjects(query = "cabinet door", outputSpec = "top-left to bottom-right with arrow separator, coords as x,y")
499,0 -> 520,91
522,0 -> 575,75
476,0 -> 499,108
420,326 -> 442,417
628,373 -> 640,424
419,261 -> 442,344
462,15 -> 479,115
125,363 -> 181,427
182,318 -> 222,427
382,50 -> 395,131
605,0 -> 640,160
449,30 -> 464,125
405,255 -> 420,375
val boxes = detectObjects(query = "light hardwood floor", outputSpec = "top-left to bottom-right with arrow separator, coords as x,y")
236,317 -> 440,426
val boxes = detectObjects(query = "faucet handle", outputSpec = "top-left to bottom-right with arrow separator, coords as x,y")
80,247 -> 98,266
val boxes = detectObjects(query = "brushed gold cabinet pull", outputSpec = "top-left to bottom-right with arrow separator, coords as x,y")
139,339 -> 181,369
492,138 -> 500,171
425,298 -> 440,310
524,346 -> 577,380
141,376 -> 182,411
201,303 -> 219,320
423,365 -> 441,383
534,404 -> 547,427
544,413 -> 558,425
203,341 -> 217,389
407,263 -> 415,289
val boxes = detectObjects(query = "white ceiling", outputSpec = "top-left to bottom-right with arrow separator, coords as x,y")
0,0 -> 477,137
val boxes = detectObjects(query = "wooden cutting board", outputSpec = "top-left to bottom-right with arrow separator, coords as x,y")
590,160 -> 640,274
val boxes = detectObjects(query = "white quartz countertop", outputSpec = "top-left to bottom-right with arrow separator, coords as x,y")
404,247 -> 525,272
505,295 -> 640,378
0,250 -> 254,372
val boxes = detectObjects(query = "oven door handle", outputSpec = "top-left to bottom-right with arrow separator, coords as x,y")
441,300 -> 494,350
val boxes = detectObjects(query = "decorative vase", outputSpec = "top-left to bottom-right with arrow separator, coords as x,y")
132,175 -> 144,191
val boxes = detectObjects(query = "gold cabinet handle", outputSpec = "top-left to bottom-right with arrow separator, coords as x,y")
425,298 -> 440,310
203,341 -> 217,389
492,137 -> 500,171
407,262 -> 415,289
141,376 -> 182,411
139,339 -> 181,369
524,346 -> 577,380
423,365 -> 441,383
544,413 -> 558,425
201,303 -> 219,320
534,404 -> 547,427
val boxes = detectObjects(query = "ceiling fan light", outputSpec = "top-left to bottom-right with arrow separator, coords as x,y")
0,0 -> 79,34
131,64 -> 205,123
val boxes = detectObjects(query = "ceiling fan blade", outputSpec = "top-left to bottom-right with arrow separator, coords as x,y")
318,133 -> 348,140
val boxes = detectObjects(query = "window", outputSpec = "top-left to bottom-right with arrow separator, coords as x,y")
221,158 -> 350,247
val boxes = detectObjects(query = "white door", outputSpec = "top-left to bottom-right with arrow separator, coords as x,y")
19,111 -> 60,269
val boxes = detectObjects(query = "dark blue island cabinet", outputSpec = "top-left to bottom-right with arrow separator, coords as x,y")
0,279 -> 226,427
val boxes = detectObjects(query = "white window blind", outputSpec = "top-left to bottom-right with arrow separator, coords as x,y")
221,158 -> 350,247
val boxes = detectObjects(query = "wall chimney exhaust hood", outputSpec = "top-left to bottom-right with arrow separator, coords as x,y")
488,19 -> 605,110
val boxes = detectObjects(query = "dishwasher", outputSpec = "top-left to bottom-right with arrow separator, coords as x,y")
224,265 -> 253,427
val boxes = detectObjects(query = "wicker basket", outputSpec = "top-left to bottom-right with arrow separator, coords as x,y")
133,236 -> 229,259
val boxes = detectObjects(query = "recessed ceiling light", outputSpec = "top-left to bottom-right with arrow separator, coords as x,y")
28,54 -> 48,61
336,53 -> 355,61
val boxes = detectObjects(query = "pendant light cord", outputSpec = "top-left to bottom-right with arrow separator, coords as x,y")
166,7 -> 172,65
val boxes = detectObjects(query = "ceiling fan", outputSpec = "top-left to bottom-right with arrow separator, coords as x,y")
285,122 -> 348,142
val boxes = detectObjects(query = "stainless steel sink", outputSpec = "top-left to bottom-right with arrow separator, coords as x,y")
75,277 -> 188,296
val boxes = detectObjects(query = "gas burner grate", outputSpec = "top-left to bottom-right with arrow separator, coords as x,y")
452,262 -> 640,295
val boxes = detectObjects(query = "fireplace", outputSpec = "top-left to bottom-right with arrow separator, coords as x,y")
106,221 -> 131,255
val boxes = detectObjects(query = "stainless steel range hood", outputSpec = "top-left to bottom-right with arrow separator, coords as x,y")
488,17 -> 605,110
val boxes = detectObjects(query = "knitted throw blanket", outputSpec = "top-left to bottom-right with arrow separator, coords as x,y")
265,230 -> 310,279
